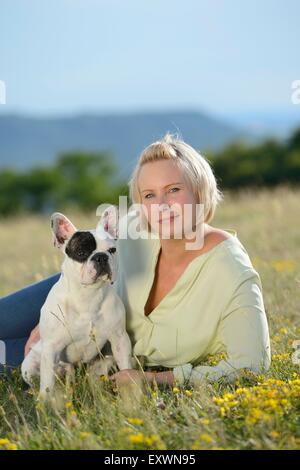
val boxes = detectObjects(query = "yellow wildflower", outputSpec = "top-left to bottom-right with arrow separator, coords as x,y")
128,433 -> 146,444
0,438 -> 10,446
128,418 -> 143,425
279,327 -> 288,335
265,399 -> 278,409
200,418 -> 210,425
199,433 -> 213,444
272,259 -> 296,273
144,435 -> 160,446
0,439 -> 18,450
6,443 -> 18,450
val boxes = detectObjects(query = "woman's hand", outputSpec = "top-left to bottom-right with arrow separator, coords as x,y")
109,369 -> 175,387
109,369 -> 153,387
24,324 -> 40,357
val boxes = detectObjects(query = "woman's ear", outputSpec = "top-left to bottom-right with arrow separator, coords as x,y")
96,204 -> 119,240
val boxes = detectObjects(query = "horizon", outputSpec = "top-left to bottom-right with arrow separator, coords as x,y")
1,106 -> 299,138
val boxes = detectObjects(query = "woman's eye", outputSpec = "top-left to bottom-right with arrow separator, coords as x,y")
108,247 -> 116,254
144,188 -> 180,198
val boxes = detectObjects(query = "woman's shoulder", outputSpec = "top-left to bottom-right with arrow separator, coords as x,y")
204,227 -> 236,250
204,228 -> 259,284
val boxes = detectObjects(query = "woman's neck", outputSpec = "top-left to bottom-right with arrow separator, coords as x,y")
159,223 -> 210,264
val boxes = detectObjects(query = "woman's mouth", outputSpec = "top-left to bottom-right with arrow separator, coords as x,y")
158,214 -> 179,224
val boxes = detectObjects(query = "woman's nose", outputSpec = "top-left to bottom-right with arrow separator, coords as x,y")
155,192 -> 169,206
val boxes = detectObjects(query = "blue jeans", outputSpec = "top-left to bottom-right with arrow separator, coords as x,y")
0,273 -> 61,370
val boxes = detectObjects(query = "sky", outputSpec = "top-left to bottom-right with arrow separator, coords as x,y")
0,0 -> 300,118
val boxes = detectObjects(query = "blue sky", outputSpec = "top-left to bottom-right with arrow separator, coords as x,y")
0,0 -> 300,117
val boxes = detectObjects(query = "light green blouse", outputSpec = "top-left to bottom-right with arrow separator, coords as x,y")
115,212 -> 271,385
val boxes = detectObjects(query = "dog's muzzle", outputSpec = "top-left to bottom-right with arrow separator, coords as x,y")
91,252 -> 112,280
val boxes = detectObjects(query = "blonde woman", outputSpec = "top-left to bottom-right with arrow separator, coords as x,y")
0,134 -> 271,387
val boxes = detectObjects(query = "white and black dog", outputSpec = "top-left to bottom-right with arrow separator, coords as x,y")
21,207 -> 132,398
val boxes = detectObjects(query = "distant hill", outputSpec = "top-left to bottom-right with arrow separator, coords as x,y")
0,110 -> 250,178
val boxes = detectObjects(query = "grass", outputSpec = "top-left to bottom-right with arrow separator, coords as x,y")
0,185 -> 300,450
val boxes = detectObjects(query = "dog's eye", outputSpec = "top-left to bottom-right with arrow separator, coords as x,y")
77,251 -> 85,257
107,247 -> 116,254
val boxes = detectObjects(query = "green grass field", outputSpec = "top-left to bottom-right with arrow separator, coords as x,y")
0,186 -> 300,450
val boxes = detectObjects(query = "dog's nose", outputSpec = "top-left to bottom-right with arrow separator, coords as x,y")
91,252 -> 109,264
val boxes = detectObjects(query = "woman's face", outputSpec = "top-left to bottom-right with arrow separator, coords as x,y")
137,159 -> 199,238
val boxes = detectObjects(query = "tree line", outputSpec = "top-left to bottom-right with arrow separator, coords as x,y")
210,127 -> 300,188
0,127 -> 300,216
0,151 -> 128,216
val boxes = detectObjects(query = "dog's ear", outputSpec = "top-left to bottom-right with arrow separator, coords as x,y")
51,212 -> 77,249
96,204 -> 119,240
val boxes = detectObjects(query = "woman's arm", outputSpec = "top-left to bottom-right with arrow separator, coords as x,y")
173,269 -> 271,385
24,324 -> 40,357
145,370 -> 175,386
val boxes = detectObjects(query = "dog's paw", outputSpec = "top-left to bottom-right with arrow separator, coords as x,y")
89,356 -> 116,377
55,362 -> 74,378
37,390 -> 50,403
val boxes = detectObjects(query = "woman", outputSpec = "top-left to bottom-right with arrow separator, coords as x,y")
0,133 -> 271,387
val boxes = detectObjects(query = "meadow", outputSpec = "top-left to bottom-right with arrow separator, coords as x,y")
0,185 -> 300,450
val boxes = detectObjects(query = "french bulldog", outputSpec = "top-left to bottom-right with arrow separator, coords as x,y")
21,207 -> 133,398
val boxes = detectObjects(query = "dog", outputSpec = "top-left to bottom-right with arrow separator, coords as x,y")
21,207 -> 133,398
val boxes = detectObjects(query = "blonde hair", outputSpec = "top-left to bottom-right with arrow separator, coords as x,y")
128,132 -> 223,224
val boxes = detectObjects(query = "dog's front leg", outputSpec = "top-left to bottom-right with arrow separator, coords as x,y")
39,342 -> 59,398
21,342 -> 41,385
109,331 -> 133,371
